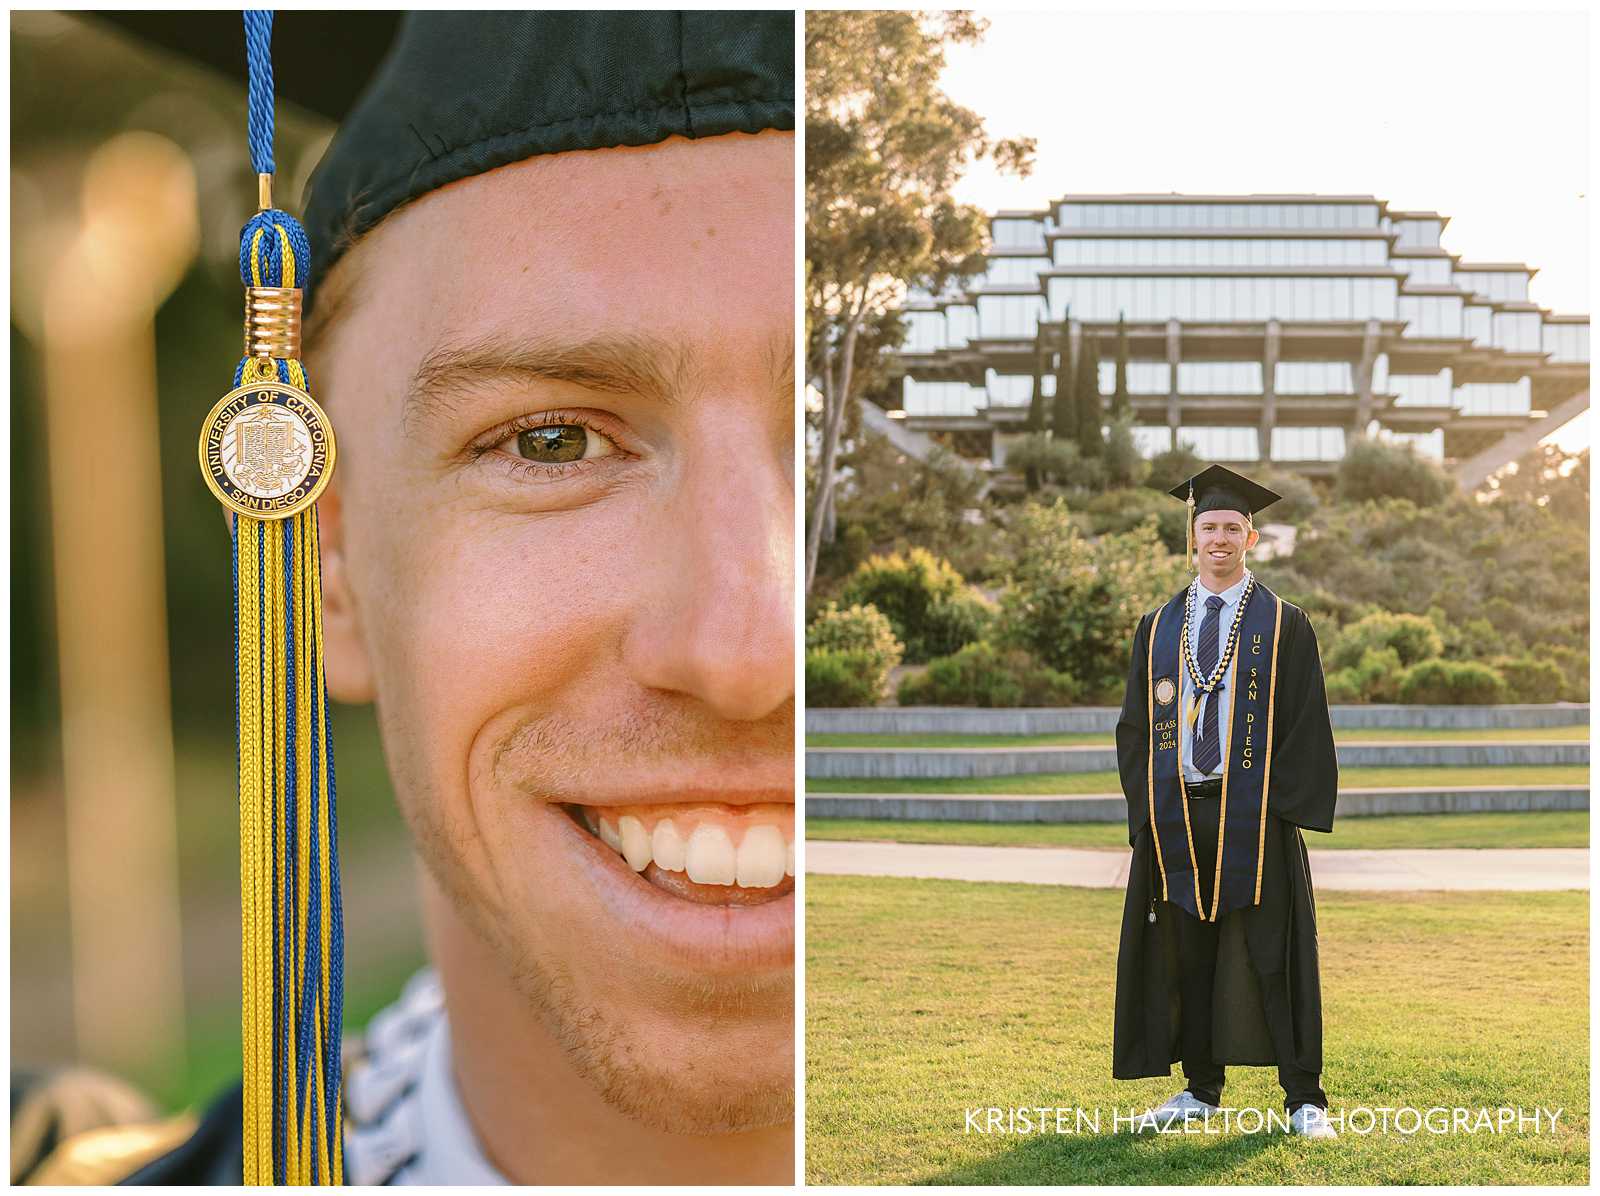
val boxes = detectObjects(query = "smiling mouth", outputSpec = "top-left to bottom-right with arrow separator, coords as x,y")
560,801 -> 794,907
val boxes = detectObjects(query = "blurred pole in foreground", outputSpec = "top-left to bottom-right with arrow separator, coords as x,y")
33,131 -> 198,1081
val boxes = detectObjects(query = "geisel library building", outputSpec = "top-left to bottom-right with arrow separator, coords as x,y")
889,194 -> 1590,480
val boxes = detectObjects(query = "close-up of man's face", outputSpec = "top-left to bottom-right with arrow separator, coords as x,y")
1194,510 -> 1258,585
311,129 -> 795,1135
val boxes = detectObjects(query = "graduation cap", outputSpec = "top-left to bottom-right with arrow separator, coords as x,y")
1168,464 -> 1281,567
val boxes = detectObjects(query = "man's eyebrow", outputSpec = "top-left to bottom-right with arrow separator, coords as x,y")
403,331 -> 698,431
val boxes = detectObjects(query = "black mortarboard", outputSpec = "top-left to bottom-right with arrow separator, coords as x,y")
1167,464 -> 1281,521
1168,465 -> 1280,568
301,10 -> 794,307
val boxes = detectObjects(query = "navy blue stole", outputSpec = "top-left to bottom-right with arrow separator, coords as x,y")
1144,581 -> 1285,921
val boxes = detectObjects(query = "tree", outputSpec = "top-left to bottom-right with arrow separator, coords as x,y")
805,11 -> 1035,592
1075,333 -> 1103,458
1049,324 -> 1076,443
1110,314 -> 1131,420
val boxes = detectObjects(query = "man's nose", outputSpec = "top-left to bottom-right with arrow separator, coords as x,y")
619,425 -> 794,722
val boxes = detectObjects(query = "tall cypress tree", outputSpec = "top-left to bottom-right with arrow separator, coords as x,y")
1076,333 -> 1103,458
1025,325 -> 1049,433
1051,321 -> 1076,440
1111,313 -> 1131,420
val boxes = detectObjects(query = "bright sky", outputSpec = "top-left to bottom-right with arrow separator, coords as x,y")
940,5 -> 1591,449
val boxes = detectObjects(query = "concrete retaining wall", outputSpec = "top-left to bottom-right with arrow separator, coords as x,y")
806,740 -> 1588,779
806,786 -> 1589,824
806,703 -> 1589,736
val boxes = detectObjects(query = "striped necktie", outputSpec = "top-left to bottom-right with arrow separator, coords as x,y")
1193,594 -> 1225,775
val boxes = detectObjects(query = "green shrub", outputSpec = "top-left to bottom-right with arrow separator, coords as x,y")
1251,467 -> 1322,526
1336,436 -> 1454,507
1544,644 -> 1590,702
839,548 -> 987,664
896,641 -> 1081,707
1004,433 -> 1079,488
994,500 -> 1189,702
806,649 -> 884,707
1324,671 -> 1362,705
1488,656 -> 1569,704
1143,444 -> 1205,494
1352,646 -> 1405,703
1398,659 -> 1507,704
1327,611 -> 1443,671
806,601 -> 903,685
1081,487 -> 1189,556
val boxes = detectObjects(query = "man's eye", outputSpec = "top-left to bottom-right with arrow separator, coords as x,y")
508,424 -> 617,465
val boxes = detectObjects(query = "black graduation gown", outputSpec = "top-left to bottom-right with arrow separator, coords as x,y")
1112,593 -> 1338,1080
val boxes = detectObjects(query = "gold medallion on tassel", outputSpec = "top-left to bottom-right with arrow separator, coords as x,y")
199,379 -> 335,520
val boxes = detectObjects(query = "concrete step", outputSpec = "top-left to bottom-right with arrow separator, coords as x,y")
805,840 -> 1590,892
806,740 -> 1589,779
807,703 -> 1589,736
806,784 -> 1589,824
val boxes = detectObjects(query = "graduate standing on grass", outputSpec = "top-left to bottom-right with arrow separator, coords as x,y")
1112,465 -> 1340,1140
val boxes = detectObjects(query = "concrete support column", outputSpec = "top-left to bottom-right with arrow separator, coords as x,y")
1353,317 -> 1380,434
1259,319 -> 1280,464
1165,318 -> 1182,438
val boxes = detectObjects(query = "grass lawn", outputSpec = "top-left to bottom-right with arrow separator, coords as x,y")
806,764 -> 1588,796
808,724 -> 1589,749
805,875 -> 1589,1185
806,810 -> 1591,851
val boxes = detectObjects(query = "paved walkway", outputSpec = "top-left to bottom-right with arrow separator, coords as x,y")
806,840 -> 1590,891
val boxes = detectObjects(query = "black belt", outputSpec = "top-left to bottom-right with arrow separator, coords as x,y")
1185,777 -> 1223,800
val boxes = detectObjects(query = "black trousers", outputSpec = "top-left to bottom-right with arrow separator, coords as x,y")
1169,792 -> 1327,1114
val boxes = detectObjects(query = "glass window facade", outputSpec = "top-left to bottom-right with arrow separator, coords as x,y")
1464,304 -> 1492,347
1275,361 -> 1355,394
1394,218 -> 1443,249
992,218 -> 1046,250
985,370 -> 1036,406
1492,310 -> 1542,352
1271,426 -> 1347,461
1177,361 -> 1263,394
1047,274 -> 1398,322
1057,202 -> 1378,230
1398,294 -> 1464,338
1052,238 -> 1386,267
1094,360 -> 1173,394
945,305 -> 977,349
976,294 -> 1043,338
1454,270 -> 1530,302
1178,426 -> 1260,461
902,377 -> 987,416
1130,425 -> 1174,456
1375,427 -> 1444,460
1544,321 -> 1590,362
1454,377 -> 1531,416
983,256 -> 1051,284
1394,257 -> 1452,285
904,310 -> 947,352
1390,370 -> 1453,407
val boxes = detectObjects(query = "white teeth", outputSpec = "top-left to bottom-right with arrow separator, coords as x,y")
736,825 -> 787,888
618,815 -> 651,872
651,819 -> 687,872
686,825 -> 738,885
580,808 -> 793,888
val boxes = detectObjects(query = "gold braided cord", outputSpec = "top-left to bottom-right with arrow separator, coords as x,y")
221,214 -> 342,1185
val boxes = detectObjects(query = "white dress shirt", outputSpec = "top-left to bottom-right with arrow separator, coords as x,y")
1179,569 -> 1251,783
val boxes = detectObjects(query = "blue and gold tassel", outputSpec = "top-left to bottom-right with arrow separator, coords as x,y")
197,11 -> 344,1184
